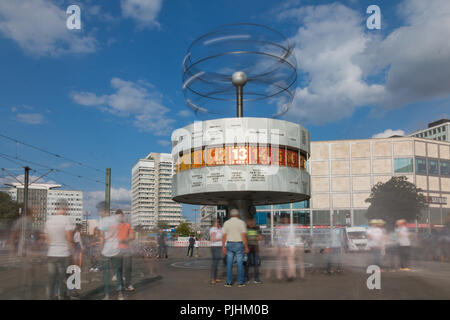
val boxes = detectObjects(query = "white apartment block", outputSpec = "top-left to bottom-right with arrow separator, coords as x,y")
131,152 -> 182,230
2,183 -> 83,226
410,119 -> 450,142
47,189 -> 83,225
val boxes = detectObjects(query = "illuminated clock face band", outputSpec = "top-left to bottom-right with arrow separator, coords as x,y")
174,144 -> 308,173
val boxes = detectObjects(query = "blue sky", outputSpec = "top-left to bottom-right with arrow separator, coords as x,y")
0,0 -> 449,221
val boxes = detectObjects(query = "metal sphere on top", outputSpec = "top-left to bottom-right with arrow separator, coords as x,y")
231,71 -> 248,87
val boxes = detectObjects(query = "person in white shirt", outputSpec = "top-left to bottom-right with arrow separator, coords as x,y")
73,224 -> 84,268
366,219 -> 386,269
395,219 -> 411,271
98,201 -> 124,300
44,199 -> 74,300
209,219 -> 223,284
195,237 -> 200,257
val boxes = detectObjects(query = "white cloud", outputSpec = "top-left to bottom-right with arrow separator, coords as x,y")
177,110 -> 192,117
16,113 -> 45,125
278,0 -> 450,125
157,139 -> 171,147
281,3 -> 384,124
121,0 -> 162,29
71,78 -> 174,135
0,174 -> 55,187
369,0 -> 450,108
0,0 -> 96,56
372,129 -> 405,138
84,187 -> 132,215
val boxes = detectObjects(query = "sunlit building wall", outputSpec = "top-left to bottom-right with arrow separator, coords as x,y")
256,137 -> 450,232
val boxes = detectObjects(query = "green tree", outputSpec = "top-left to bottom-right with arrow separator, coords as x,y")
0,192 -> 21,221
175,221 -> 192,237
365,176 -> 427,230
157,220 -> 170,230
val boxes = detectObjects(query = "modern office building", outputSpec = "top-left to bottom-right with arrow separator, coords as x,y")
131,152 -> 182,230
47,188 -> 83,224
1,183 -> 83,226
255,136 -> 450,235
410,119 -> 450,142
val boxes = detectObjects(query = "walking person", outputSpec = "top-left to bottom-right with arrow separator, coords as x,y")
195,237 -> 200,257
98,202 -> 124,300
117,210 -> 135,291
396,219 -> 411,271
324,227 -> 344,275
222,209 -> 249,287
157,229 -> 168,259
89,228 -> 101,272
187,235 -> 195,257
209,219 -> 223,284
73,224 -> 84,269
244,218 -> 262,284
276,216 -> 297,281
367,220 -> 386,270
44,199 -> 74,300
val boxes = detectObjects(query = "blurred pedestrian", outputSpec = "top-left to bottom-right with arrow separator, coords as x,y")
117,209 -> 135,291
157,229 -> 168,259
324,227 -> 344,275
367,219 -> 386,270
276,216 -> 297,281
244,217 -> 262,284
222,209 -> 249,287
73,224 -> 84,269
98,202 -> 124,300
195,237 -> 200,257
44,199 -> 74,300
395,219 -> 411,271
187,235 -> 195,257
8,207 -> 43,299
209,219 -> 223,284
89,228 -> 101,272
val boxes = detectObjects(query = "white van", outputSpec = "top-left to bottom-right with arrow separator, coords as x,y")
345,227 -> 369,252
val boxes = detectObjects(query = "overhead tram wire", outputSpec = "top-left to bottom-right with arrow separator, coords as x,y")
0,133 -> 103,173
0,152 -> 103,185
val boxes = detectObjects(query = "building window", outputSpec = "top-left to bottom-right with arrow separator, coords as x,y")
273,203 -> 291,209
332,210 -> 349,226
428,159 -> 439,175
440,160 -> 450,176
313,210 -> 330,226
293,211 -> 310,225
292,200 -> 310,209
394,158 -> 413,173
273,211 -> 290,225
353,210 -> 369,226
415,158 -> 427,174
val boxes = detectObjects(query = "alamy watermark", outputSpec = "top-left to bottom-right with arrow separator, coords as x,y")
367,5 -> 381,30
66,5 -> 81,30
366,265 -> 381,290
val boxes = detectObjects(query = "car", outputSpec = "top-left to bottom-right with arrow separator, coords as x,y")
345,227 -> 369,252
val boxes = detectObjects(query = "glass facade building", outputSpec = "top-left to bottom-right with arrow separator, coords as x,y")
255,137 -> 450,239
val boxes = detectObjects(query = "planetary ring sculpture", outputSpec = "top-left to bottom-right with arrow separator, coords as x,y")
182,23 -> 297,118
